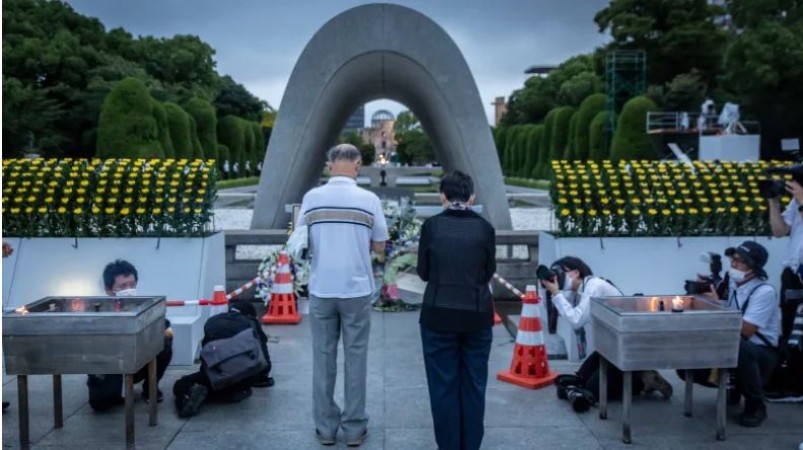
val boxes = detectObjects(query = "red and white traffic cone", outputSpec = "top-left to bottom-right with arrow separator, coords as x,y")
261,251 -> 301,325
497,285 -> 557,389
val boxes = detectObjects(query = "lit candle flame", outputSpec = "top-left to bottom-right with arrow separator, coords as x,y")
14,306 -> 29,315
70,298 -> 85,313
672,296 -> 684,310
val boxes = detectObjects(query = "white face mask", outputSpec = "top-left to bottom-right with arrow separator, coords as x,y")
114,288 -> 138,297
728,268 -> 748,283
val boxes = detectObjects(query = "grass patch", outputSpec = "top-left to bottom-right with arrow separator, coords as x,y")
217,177 -> 260,189
505,177 -> 550,190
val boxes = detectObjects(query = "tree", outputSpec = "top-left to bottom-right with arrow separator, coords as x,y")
663,70 -> 707,111
610,96 -> 658,161
184,98 -> 218,161
722,9 -> 803,156
523,125 -> 543,178
394,110 -> 436,165
503,126 -> 524,175
251,122 -> 266,169
594,0 -> 728,88
573,93 -> 606,160
152,100 -> 174,158
214,75 -> 267,122
218,116 -> 246,177
550,106 -> 576,161
493,127 -> 508,167
534,109 -> 558,178
566,112 -> 579,159
589,111 -> 612,161
164,102 -> 193,159
217,144 -> 230,177
96,77 -> 162,158
187,115 -> 205,159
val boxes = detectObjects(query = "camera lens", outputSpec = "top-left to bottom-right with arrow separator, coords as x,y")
566,386 -> 595,413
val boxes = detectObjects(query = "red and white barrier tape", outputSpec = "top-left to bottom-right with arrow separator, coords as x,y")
492,273 -> 525,299
166,299 -> 213,307
226,276 -> 260,300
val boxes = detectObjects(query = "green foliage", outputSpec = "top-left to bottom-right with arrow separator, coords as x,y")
164,102 -> 193,159
1,0 -> 271,157
502,126 -> 523,176
493,127 -> 507,165
566,112 -> 579,160
589,111 -> 612,161
188,115 -> 205,159
594,0 -> 728,88
241,119 -> 254,173
610,96 -> 658,161
184,98 -> 218,161
152,101 -> 174,158
394,111 -> 436,165
218,116 -> 246,177
252,123 -> 265,167
360,143 -> 376,166
534,109 -> 558,178
523,125 -> 543,177
214,75 -> 267,122
505,177 -> 551,190
96,77 -> 162,158
573,93 -> 606,160
550,107 -> 576,161
217,144 -> 230,175
217,176 -> 260,189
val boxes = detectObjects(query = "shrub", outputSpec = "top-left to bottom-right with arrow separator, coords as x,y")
610,96 -> 658,161
152,101 -> 173,158
184,98 -> 218,161
96,77 -> 161,158
589,111 -> 612,161
164,103 -> 194,159
573,93 -> 606,160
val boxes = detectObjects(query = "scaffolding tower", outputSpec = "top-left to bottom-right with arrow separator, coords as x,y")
605,50 -> 647,148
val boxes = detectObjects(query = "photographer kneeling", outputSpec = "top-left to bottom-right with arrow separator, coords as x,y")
681,241 -> 781,427
540,257 -> 673,413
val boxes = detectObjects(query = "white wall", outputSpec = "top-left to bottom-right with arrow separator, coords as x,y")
700,135 -> 760,161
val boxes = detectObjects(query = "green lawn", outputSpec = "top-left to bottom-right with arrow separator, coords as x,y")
216,176 -> 260,189
504,177 -> 550,190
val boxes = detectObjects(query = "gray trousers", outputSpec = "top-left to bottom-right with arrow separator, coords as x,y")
309,294 -> 371,439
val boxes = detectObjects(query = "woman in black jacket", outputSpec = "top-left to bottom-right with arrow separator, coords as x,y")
417,171 -> 496,450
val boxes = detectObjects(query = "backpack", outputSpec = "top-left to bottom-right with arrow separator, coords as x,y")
201,326 -> 268,390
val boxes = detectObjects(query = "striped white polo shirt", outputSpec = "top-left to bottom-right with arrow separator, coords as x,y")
296,176 -> 389,298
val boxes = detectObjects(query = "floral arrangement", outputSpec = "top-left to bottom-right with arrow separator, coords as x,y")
550,159 -> 791,237
255,248 -> 309,299
373,198 -> 423,311
2,158 -> 217,237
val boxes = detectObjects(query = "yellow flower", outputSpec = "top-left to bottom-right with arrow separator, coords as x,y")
631,209 -> 641,215
745,206 -> 755,213
10,208 -> 20,214
153,207 -> 162,214
57,207 -> 66,214
167,206 -> 176,213
38,207 -> 47,213
193,208 -> 202,214
105,207 -> 115,214
25,207 -> 33,214
662,209 -> 671,216
124,198 -> 133,204
120,208 -> 130,216
576,208 -> 585,215
588,209 -> 598,217
730,206 -> 739,213
183,207 -> 191,213
92,206 -> 100,214
73,207 -> 83,214
136,208 -> 146,214
676,208 -> 686,215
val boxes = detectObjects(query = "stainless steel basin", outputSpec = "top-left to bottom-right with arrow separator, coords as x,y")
3,296 -> 166,375
591,295 -> 742,371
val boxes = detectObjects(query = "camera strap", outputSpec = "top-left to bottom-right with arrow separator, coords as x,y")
736,283 -> 778,350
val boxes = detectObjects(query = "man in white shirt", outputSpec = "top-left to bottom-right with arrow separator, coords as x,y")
296,144 -> 388,447
769,179 -> 803,340
704,241 -> 782,427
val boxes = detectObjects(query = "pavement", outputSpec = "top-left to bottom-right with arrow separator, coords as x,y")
3,310 -> 802,449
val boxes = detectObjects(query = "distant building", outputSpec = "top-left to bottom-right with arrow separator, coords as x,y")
492,96 -> 507,126
361,110 -> 395,161
524,65 -> 556,78
341,104 -> 365,136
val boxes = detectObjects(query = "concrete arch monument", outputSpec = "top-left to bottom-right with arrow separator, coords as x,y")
251,3 -> 512,229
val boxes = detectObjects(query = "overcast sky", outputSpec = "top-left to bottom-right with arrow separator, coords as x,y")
67,0 -> 610,126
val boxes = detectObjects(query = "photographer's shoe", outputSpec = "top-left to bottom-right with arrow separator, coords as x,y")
640,370 -> 673,399
555,374 -> 583,387
738,404 -> 767,427
177,384 -> 208,418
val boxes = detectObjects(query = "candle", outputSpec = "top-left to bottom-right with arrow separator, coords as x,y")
672,296 -> 685,312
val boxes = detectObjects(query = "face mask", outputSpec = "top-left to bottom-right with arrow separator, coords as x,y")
114,288 -> 137,297
728,268 -> 748,283
563,273 -> 574,292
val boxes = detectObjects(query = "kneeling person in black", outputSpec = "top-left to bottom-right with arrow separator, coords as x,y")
173,300 -> 273,418
87,260 -> 173,411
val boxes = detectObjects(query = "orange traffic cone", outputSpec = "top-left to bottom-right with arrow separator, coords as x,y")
497,285 -> 557,389
261,251 -> 302,324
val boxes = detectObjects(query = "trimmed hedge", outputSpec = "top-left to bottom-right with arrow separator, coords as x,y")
549,106 -> 575,162
218,116 -> 246,177
218,144 -> 230,176
589,111 -> 612,161
534,109 -> 558,179
573,93 -> 606,160
523,125 -> 543,178
96,77 -> 162,158
152,101 -> 173,158
184,98 -> 218,161
187,115 -> 205,160
251,122 -> 265,171
566,112 -> 579,160
164,102 -> 194,159
610,96 -> 658,161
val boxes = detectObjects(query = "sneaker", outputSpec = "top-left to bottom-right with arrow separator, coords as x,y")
738,404 -> 767,427
315,429 -> 336,446
346,430 -> 367,447
142,389 -> 164,404
765,390 -> 803,403
252,374 -> 275,388
178,384 -> 208,418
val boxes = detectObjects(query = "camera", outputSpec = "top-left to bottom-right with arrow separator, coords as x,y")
565,386 -> 596,413
536,264 -> 565,289
684,252 -> 727,297
759,164 -> 803,199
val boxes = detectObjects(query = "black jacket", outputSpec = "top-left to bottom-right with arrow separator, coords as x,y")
417,208 -> 496,333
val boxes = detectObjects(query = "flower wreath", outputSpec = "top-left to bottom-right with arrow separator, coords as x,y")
256,248 -> 310,299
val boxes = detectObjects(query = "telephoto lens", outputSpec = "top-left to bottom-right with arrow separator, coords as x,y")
566,386 -> 596,413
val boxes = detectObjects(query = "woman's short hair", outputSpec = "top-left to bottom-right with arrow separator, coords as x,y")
439,171 -> 474,202
552,256 -> 593,278
327,144 -> 361,163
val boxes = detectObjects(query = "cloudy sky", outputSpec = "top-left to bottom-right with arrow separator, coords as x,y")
67,0 -> 610,126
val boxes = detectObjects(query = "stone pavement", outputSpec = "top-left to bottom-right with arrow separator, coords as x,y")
3,311 -> 802,449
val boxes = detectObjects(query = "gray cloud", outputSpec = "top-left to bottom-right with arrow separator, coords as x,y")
67,0 -> 610,124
